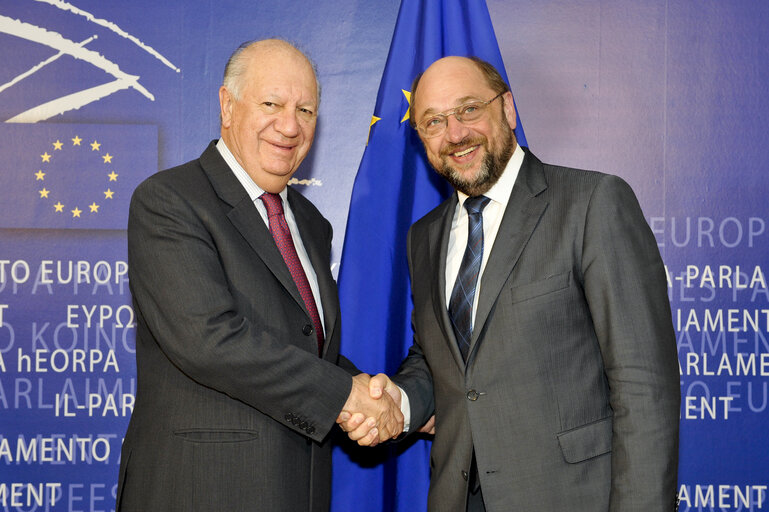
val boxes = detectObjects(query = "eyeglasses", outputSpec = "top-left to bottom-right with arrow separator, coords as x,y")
415,92 -> 504,138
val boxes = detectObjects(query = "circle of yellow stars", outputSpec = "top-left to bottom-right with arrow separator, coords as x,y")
35,135 -> 118,219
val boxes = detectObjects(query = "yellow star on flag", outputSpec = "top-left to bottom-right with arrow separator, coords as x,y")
71,207 -> 82,218
89,202 -> 100,213
104,189 -> 115,199
39,188 -> 50,198
108,171 -> 119,181
400,89 -> 412,123
54,202 -> 64,212
367,115 -> 381,145
102,153 -> 113,163
35,170 -> 45,180
53,140 -> 63,150
91,141 -> 101,151
72,135 -> 82,145
41,152 -> 51,162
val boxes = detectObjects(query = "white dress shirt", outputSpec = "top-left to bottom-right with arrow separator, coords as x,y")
216,138 -> 326,336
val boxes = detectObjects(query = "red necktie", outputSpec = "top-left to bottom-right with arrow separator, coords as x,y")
259,192 -> 324,355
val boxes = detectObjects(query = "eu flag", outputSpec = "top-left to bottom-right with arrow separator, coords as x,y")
0,123 -> 156,230
333,0 -> 526,510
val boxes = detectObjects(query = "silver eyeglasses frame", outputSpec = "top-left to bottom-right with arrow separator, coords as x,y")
415,92 -> 505,138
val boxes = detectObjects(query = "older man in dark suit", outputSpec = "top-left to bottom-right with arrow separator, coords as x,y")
116,39 -> 402,512
341,56 -> 680,512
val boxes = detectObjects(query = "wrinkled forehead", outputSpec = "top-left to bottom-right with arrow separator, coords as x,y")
244,47 -> 318,101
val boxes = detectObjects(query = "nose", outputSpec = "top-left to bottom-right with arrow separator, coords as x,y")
444,114 -> 469,143
274,108 -> 300,138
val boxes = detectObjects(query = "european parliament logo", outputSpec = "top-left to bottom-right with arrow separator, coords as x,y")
0,2 -> 171,229
0,123 -> 156,229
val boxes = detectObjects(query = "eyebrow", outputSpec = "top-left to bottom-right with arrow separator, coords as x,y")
257,94 -> 317,109
420,95 -> 484,117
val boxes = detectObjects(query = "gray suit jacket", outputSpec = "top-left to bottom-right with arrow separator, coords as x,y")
116,142 -> 357,512
393,149 -> 679,512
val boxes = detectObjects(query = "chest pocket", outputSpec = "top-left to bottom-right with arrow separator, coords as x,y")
510,270 -> 571,304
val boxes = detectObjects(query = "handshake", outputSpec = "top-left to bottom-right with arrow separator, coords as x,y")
337,373 -> 435,447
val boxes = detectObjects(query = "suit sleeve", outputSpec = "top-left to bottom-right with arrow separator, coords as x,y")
581,174 -> 680,511
127,177 -> 353,442
391,225 -> 436,432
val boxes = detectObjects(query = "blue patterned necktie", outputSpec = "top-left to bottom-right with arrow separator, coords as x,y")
448,195 -> 491,361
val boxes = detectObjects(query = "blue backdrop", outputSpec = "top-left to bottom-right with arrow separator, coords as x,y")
1,1 -> 767,510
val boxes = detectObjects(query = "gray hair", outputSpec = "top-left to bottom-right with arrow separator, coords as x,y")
222,39 -> 321,105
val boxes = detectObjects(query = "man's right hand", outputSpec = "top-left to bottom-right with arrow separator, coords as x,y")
337,373 -> 403,446
369,373 -> 435,435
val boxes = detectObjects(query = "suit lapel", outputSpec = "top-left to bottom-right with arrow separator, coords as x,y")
428,194 -> 468,373
468,151 -> 549,359
199,142 -> 307,315
289,188 -> 338,356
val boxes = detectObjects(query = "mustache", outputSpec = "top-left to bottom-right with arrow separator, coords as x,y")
439,136 -> 487,157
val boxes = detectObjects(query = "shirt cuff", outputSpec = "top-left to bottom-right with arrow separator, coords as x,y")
398,385 -> 411,432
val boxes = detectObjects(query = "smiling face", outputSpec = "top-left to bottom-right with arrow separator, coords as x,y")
412,57 -> 517,196
219,41 -> 318,193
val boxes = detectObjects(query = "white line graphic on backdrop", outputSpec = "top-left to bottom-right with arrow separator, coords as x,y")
33,0 -> 180,72
1,1 -> 179,123
0,35 -> 97,95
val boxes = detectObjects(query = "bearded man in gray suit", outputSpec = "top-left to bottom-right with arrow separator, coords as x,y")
340,56 -> 680,512
116,39 -> 402,512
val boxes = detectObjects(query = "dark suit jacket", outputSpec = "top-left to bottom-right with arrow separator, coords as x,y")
393,149 -> 680,512
116,141 -> 357,512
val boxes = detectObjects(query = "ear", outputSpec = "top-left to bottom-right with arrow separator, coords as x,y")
501,91 -> 517,131
219,86 -> 234,128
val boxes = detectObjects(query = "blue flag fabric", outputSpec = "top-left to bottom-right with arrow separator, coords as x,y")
333,0 -> 526,510
0,123 -> 157,230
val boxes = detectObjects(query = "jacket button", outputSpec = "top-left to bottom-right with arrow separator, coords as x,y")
299,421 -> 308,429
466,390 -> 480,401
461,470 -> 468,481
303,324 -> 314,336
307,426 -> 316,435
285,413 -> 294,422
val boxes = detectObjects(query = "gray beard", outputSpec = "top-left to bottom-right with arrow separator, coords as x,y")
439,135 -> 514,197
